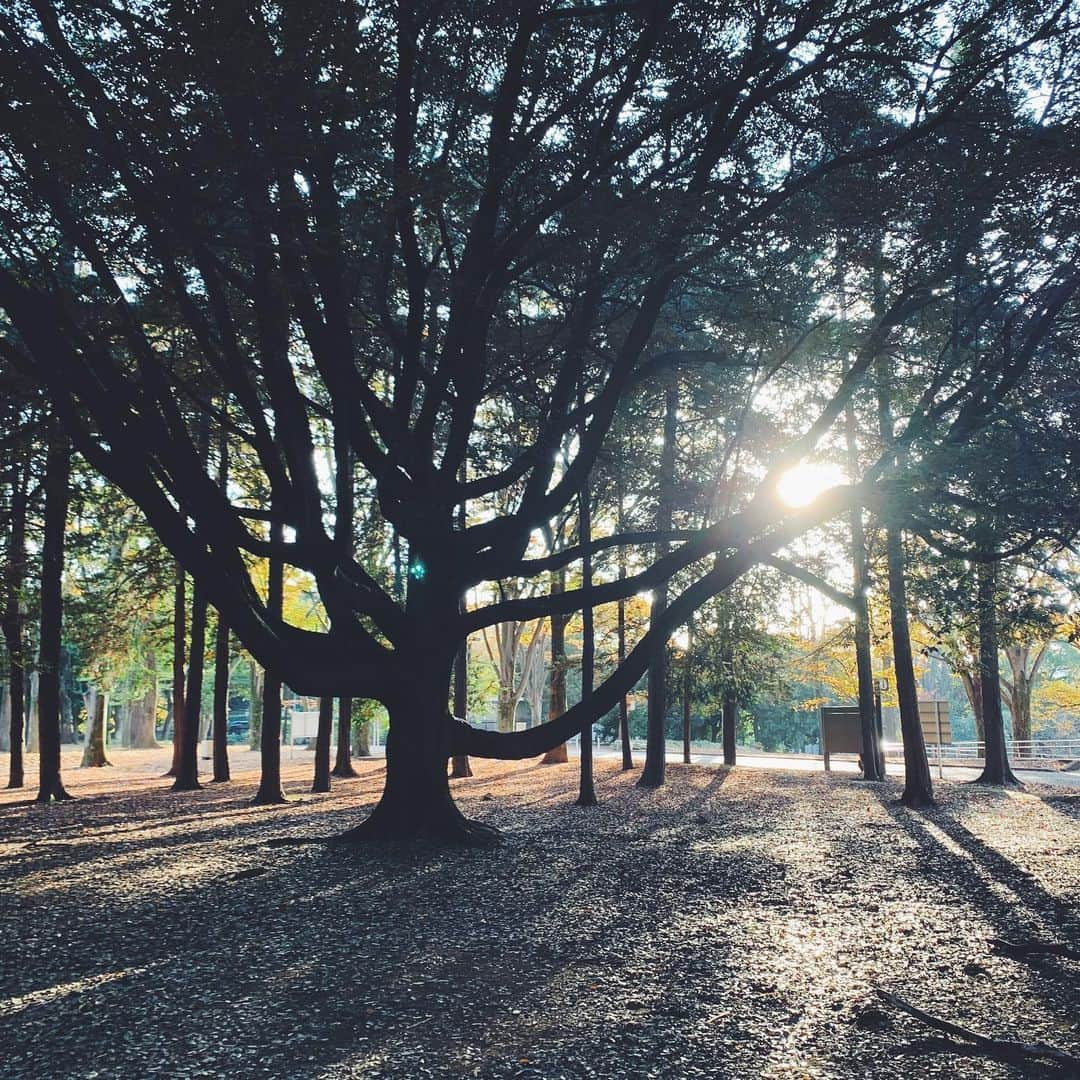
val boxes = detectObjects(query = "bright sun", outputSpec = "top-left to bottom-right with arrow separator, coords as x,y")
776,462 -> 847,508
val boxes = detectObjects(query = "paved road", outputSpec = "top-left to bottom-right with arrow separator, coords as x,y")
593,745 -> 1080,789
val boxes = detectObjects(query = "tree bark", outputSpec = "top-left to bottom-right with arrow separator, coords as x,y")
449,634 -> 472,777
640,378 -> 678,788
539,571 -> 569,765
885,522 -> 933,806
959,669 -> 985,742
682,616 -> 693,765
722,690 -> 737,766
81,688 -> 111,768
128,649 -> 159,749
249,660 -> 263,750
334,681 -> 498,846
875,293 -> 932,806
616,468 -> 634,770
36,429 -> 72,800
173,576 -> 206,791
332,695 -> 358,776
253,530 -> 286,804
353,708 -> 371,757
975,560 -> 1020,786
166,564 -> 185,776
211,614 -> 230,781
312,695 -> 332,793
576,459 -> 596,807
3,453 -> 28,789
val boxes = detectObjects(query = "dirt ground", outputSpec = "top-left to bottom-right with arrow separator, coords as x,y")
0,748 -> 1077,1079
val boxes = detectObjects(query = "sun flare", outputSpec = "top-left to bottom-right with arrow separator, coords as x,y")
776,462 -> 846,508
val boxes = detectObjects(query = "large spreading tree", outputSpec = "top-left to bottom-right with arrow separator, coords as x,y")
1,0 -> 1076,840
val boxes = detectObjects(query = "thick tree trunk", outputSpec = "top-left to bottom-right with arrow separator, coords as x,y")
1002,645 -> 1035,745
335,682 -> 498,846
211,615 -> 230,781
3,454 -> 28,788
332,695 -> 358,776
36,432 -> 72,800
540,573 -> 569,765
576,464 -> 597,807
640,378 -> 678,788
81,688 -> 111,768
958,669 -> 985,742
173,579 -> 206,791
722,691 -> 737,766
975,561 -> 1020,786
353,710 -> 371,757
312,695 -> 332,793
129,652 -> 159,749
166,565 -> 186,777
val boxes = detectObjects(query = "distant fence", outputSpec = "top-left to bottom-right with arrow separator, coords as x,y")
882,738 -> 1080,772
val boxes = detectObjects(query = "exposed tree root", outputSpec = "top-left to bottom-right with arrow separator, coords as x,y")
877,990 -> 1080,1071
329,813 -> 504,849
898,789 -> 935,809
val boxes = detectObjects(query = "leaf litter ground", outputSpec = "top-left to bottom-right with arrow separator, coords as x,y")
0,750 -> 1077,1079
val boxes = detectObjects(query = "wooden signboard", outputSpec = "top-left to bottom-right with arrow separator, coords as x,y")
820,706 -> 863,772
918,701 -> 951,745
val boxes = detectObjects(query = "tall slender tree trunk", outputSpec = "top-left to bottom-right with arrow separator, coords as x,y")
3,455 -> 28,789
166,565 -> 186,777
248,661 -> 263,750
253,529 -> 286,804
884,523 -> 933,806
332,695 -> 359,776
210,420 -> 230,781
81,688 -> 111,767
540,572 -> 569,765
312,695 -> 332,793
722,690 -> 738,766
640,378 -> 678,788
682,616 -> 693,765
36,429 -> 71,801
840,244 -> 884,781
449,636 -> 473,778
449,476 -> 473,779
576,457 -> 597,807
58,647 -> 75,744
173,578 -> 207,791
25,670 -> 39,753
616,470 -> 634,770
975,560 -> 1020,786
211,616 -> 230,781
874,288 -> 932,807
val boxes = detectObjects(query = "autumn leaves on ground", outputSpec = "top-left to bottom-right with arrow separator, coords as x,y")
0,753 -> 1077,1080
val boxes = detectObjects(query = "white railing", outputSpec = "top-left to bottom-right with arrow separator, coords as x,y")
882,738 -> 1080,770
